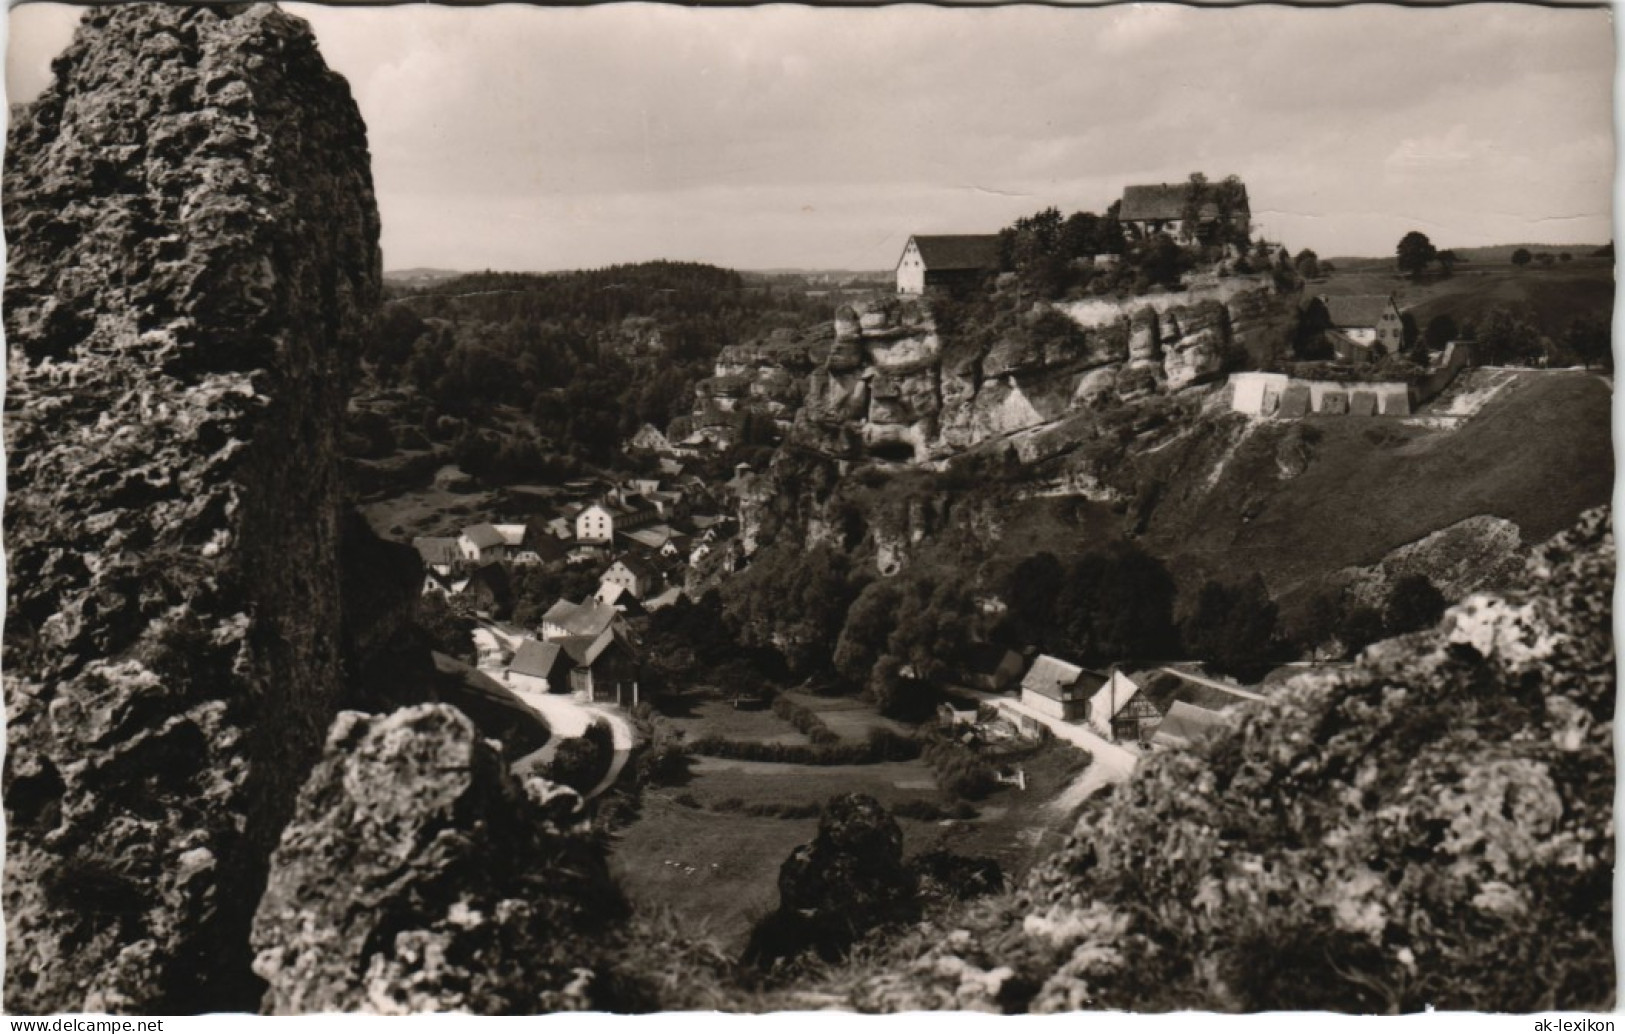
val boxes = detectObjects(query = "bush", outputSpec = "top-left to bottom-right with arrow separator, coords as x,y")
920,731 -> 999,801
686,733 -> 920,767
772,696 -> 841,746
547,719 -> 615,794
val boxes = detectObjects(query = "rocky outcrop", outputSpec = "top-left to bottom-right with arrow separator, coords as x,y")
3,4 -> 381,1011
847,508 -> 1615,1013
782,283 -> 1279,465
743,794 -> 920,966
251,706 -> 628,1013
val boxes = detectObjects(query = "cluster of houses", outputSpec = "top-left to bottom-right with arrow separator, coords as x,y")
895,177 -> 1254,295
956,644 -> 1261,752
414,472 -> 739,611
503,597 -> 644,706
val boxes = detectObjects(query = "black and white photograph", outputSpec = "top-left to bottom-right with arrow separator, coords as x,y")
1,0 -> 1616,1017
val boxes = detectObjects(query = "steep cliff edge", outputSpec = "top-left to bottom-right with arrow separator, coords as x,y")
4,5 -> 381,1011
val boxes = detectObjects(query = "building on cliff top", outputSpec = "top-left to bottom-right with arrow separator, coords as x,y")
895,234 -> 1002,295
1119,181 -> 1251,243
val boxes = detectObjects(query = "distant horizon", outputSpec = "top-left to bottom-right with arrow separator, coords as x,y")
382,239 -> 1614,280
11,3 -> 1611,272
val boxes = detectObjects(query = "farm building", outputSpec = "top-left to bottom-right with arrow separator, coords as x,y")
505,638 -> 572,696
1312,294 -> 1406,362
1019,655 -> 1106,723
458,523 -> 509,563
895,234 -> 1002,295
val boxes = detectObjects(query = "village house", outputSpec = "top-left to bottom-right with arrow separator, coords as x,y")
1119,181 -> 1251,243
504,637 -> 573,696
460,562 -> 512,616
540,596 -> 623,642
458,522 -> 509,564
593,581 -> 647,617
600,554 -> 662,600
1314,294 -> 1407,363
575,503 -> 617,545
895,234 -> 1002,296
1019,655 -> 1106,723
412,536 -> 461,577
1151,700 -> 1232,750
627,423 -> 673,454
1084,669 -> 1163,744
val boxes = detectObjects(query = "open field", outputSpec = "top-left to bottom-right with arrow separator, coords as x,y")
359,478 -> 498,541
659,698 -> 813,746
1311,260 -> 1613,338
614,697 -> 1094,951
777,691 -> 917,742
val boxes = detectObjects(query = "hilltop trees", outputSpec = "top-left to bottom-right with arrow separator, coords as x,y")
1512,247 -> 1533,267
997,204 -> 1123,299
1396,231 -> 1438,279
1293,249 -> 1321,279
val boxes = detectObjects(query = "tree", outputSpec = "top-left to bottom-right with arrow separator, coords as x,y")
1437,249 -> 1458,276
1395,231 -> 1438,280
1563,316 -> 1612,371
1424,314 -> 1460,352
1180,575 -> 1279,679
1384,574 -> 1448,637
1511,248 -> 1533,268
1559,252 -> 1574,263
1293,249 -> 1321,280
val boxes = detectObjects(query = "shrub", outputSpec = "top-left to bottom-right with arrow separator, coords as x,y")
772,696 -> 842,745
686,734 -> 920,767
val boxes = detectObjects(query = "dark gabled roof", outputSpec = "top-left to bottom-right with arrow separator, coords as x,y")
1152,700 -> 1231,747
1021,655 -> 1107,700
466,561 -> 510,596
1141,671 -> 1255,715
461,523 -> 506,550
413,536 -> 461,567
609,553 -> 661,583
1120,183 -> 1189,222
508,638 -> 565,680
541,598 -> 619,639
909,235 -> 1002,272
1320,294 -> 1399,329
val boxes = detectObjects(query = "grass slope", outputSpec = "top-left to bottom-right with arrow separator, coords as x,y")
1142,370 -> 1613,606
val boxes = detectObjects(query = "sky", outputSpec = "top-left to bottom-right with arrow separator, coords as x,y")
4,2 -> 1617,273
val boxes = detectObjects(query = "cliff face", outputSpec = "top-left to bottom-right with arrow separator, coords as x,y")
780,284 -> 1284,466
3,5 -> 381,1011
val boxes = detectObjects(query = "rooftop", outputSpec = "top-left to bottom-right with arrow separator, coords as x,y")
909,234 -> 1002,271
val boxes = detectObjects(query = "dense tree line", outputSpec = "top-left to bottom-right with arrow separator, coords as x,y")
360,262 -> 829,469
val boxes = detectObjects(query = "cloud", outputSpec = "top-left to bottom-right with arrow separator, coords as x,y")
7,3 -> 1615,269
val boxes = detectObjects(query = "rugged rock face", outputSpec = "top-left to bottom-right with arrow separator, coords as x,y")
846,508 -> 1615,1013
3,4 -> 381,1011
251,705 -> 629,1013
778,285 -> 1281,465
743,793 -> 920,966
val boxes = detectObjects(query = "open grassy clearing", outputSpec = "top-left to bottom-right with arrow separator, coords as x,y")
658,698 -> 812,747
777,691 -> 918,742
360,480 -> 498,541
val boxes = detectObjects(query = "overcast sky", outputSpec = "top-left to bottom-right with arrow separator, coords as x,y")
5,3 -> 1617,273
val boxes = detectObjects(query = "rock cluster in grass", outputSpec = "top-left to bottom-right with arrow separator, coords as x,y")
743,793 -> 920,966
251,705 -> 629,1014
